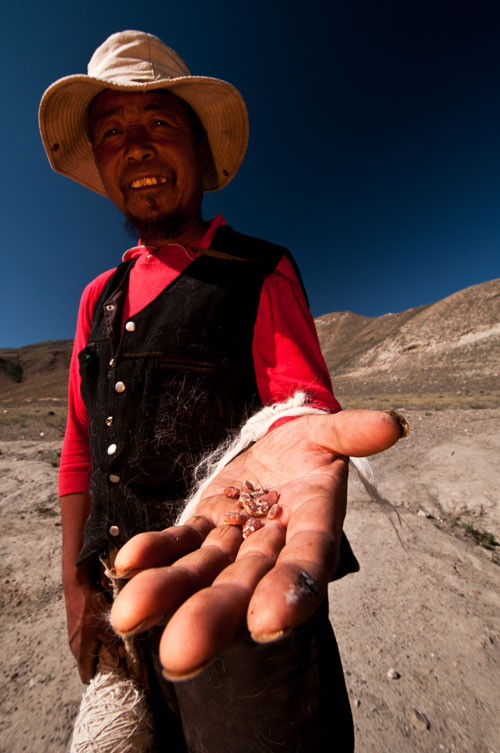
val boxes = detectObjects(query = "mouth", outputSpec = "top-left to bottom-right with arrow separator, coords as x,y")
129,176 -> 169,189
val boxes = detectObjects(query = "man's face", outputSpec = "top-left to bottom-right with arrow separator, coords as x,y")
88,89 -> 205,238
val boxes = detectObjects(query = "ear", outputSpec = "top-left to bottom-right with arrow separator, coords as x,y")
197,134 -> 217,183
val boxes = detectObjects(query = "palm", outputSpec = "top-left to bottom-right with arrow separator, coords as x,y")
111,410 -> 404,679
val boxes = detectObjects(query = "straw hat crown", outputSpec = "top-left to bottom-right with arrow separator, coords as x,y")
39,30 -> 249,194
88,32 -> 191,84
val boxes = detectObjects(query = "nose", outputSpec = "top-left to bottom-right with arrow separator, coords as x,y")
123,125 -> 157,162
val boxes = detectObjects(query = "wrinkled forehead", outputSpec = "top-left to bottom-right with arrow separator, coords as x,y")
87,88 -> 193,134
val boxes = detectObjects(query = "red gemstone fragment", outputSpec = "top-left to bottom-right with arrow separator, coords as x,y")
223,480 -> 281,530
267,503 -> 282,520
222,511 -> 249,526
242,517 -> 264,539
223,486 -> 241,499
259,490 -> 280,506
240,495 -> 269,517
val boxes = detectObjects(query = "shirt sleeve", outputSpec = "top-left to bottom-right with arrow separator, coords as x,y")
58,269 -> 115,496
252,254 -> 341,416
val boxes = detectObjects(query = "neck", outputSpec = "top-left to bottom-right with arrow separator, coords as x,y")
139,214 -> 209,248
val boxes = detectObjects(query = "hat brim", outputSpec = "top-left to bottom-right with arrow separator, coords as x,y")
39,74 -> 249,194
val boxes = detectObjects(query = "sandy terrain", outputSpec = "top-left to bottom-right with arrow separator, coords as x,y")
0,403 -> 499,753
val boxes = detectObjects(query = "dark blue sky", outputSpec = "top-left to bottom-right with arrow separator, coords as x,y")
2,0 -> 500,346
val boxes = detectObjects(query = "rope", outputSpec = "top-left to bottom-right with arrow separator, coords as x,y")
69,648 -> 155,753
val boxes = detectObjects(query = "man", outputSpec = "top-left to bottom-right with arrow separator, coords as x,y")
40,30 -> 406,753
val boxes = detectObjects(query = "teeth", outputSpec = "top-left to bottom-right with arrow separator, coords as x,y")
130,176 -> 167,188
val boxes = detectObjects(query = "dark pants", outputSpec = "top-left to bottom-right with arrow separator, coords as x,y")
142,600 -> 354,753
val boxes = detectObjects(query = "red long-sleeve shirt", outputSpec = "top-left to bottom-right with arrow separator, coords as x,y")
59,216 -> 340,496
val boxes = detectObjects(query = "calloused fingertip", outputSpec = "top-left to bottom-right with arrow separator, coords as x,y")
250,627 -> 293,643
384,410 -> 410,438
161,661 -> 211,682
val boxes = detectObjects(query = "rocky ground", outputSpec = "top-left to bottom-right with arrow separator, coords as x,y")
0,400 -> 499,753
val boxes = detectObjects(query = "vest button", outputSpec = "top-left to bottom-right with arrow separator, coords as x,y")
105,416 -> 113,427
109,358 -> 116,367
109,474 -> 120,484
109,525 -> 120,537
115,381 -> 125,393
125,320 -> 136,332
106,304 -> 115,312
107,443 -> 117,455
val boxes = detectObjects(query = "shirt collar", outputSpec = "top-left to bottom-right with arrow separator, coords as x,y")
121,214 -> 226,262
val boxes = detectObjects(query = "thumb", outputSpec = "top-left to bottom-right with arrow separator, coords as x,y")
312,409 -> 409,458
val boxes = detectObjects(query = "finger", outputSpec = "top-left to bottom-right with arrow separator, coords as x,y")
77,639 -> 100,684
111,566 -> 201,635
111,524 -> 242,635
247,464 -> 347,641
159,525 -> 286,679
284,461 -> 347,541
247,529 -> 336,641
77,633 -> 124,683
76,590 -> 118,648
312,409 -> 409,458
160,560 -> 271,679
113,515 -> 214,577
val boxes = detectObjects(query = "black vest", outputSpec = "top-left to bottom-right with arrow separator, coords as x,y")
77,226 -> 305,563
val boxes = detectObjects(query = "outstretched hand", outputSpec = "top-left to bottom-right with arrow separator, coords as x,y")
110,409 -> 407,679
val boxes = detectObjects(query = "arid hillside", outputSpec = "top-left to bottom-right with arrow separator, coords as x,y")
316,277 -> 500,405
0,340 -> 72,402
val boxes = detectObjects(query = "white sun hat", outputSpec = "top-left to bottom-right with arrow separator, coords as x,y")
39,30 -> 249,194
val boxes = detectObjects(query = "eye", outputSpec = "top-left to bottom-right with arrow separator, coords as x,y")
151,119 -> 173,128
103,127 -> 120,139
93,126 -> 121,145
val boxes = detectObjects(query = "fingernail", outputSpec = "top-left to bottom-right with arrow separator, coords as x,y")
162,662 -> 210,682
250,627 -> 293,643
114,618 -> 153,636
108,567 -> 138,579
115,614 -> 169,636
385,410 -> 410,438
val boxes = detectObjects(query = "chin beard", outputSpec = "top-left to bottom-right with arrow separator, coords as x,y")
124,206 -> 188,243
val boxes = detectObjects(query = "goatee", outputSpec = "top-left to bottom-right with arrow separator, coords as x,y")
124,210 -> 187,243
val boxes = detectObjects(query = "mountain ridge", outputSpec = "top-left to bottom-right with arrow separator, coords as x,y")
1,277 -> 499,403
315,276 -> 500,397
